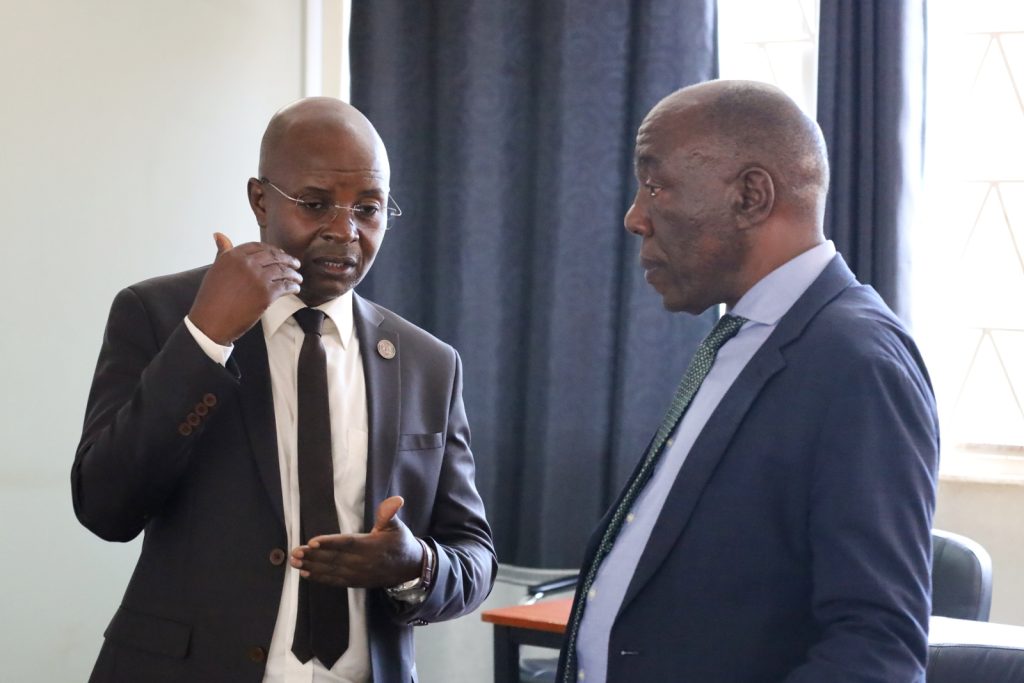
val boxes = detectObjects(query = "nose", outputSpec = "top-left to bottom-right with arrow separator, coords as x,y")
624,193 -> 651,237
319,210 -> 359,242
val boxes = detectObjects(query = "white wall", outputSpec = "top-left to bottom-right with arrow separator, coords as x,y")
0,1 -> 303,679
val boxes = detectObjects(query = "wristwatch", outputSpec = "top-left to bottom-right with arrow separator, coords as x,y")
385,538 -> 435,604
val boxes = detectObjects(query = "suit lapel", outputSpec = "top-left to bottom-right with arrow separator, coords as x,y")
353,294 -> 401,531
620,254 -> 858,609
232,322 -> 286,530
619,346 -> 787,608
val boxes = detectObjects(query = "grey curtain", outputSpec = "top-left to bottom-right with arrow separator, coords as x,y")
350,0 -> 717,567
817,0 -> 927,322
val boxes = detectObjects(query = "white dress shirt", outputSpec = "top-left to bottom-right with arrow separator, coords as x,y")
575,241 -> 837,683
186,290 -> 371,683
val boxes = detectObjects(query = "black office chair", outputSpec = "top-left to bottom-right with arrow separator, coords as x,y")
928,617 -> 1024,682
932,528 -> 993,621
522,574 -> 579,605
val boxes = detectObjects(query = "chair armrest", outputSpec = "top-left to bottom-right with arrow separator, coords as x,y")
526,573 -> 579,602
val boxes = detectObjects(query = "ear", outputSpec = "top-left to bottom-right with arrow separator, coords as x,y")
247,177 -> 268,231
732,166 -> 775,229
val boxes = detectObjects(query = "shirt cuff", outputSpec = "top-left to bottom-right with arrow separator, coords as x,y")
183,316 -> 234,366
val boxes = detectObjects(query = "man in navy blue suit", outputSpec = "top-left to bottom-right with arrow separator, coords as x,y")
558,80 -> 939,682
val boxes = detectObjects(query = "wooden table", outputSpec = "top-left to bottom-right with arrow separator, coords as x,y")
481,597 -> 572,683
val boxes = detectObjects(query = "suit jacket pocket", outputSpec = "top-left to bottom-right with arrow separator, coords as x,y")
104,605 -> 191,659
398,432 -> 443,451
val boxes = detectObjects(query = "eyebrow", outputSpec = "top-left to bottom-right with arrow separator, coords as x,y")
356,186 -> 388,199
634,154 -> 661,175
296,184 -> 388,199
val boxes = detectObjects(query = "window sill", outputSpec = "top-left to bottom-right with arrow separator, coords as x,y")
939,449 -> 1024,486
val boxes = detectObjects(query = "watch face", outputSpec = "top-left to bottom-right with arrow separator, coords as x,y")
391,578 -> 422,593
386,578 -> 428,605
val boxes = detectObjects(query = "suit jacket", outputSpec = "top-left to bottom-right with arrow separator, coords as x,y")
72,266 -> 496,683
558,255 -> 939,682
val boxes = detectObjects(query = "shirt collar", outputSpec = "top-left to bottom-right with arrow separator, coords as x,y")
261,289 -> 355,349
730,240 -> 836,325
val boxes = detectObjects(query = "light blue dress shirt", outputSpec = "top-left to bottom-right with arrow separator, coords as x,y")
575,241 -> 837,682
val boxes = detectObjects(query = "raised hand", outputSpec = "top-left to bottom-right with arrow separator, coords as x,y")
188,232 -> 302,344
290,496 -> 424,588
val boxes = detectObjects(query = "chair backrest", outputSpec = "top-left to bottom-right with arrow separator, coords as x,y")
932,529 -> 993,622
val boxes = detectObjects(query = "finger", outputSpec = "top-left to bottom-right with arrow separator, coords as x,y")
213,232 -> 234,255
292,552 -> 352,578
269,280 -> 302,302
298,556 -> 374,587
253,244 -> 301,269
301,571 -> 351,587
261,261 -> 304,285
232,241 -> 280,255
251,246 -> 299,268
372,496 -> 405,533
304,532 -> 358,550
270,267 -> 303,285
274,252 -> 302,270
257,256 -> 302,282
295,554 -> 351,574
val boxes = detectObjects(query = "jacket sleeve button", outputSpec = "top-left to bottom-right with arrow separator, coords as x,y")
203,393 -> 218,407
178,423 -> 193,436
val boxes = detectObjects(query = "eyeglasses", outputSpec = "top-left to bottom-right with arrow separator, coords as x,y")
260,178 -> 402,230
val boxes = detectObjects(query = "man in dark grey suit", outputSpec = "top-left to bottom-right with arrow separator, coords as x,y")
73,98 -> 495,682
558,80 -> 939,682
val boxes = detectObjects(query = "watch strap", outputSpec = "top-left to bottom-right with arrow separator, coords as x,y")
386,538 -> 434,600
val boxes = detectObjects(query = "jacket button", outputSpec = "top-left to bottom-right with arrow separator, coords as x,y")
195,403 -> 209,416
269,548 -> 286,566
178,423 -> 193,436
247,646 -> 267,663
203,393 -> 218,407
186,412 -> 201,426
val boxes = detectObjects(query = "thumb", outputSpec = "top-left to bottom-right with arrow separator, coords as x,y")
372,496 -> 405,533
213,232 -> 234,255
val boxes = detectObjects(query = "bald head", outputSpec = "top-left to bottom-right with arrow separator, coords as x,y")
258,97 -> 389,183
627,80 -> 832,312
248,97 -> 393,305
647,80 -> 829,223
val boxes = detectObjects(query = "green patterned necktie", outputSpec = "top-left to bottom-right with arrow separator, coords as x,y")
561,313 -> 748,681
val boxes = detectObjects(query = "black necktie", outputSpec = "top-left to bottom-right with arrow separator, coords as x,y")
291,307 -> 349,669
561,313 -> 748,681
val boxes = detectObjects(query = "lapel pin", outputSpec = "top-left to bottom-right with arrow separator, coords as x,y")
377,339 -> 396,360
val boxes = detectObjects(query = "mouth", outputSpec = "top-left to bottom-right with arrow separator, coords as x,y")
309,254 -> 358,275
640,257 -> 664,284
